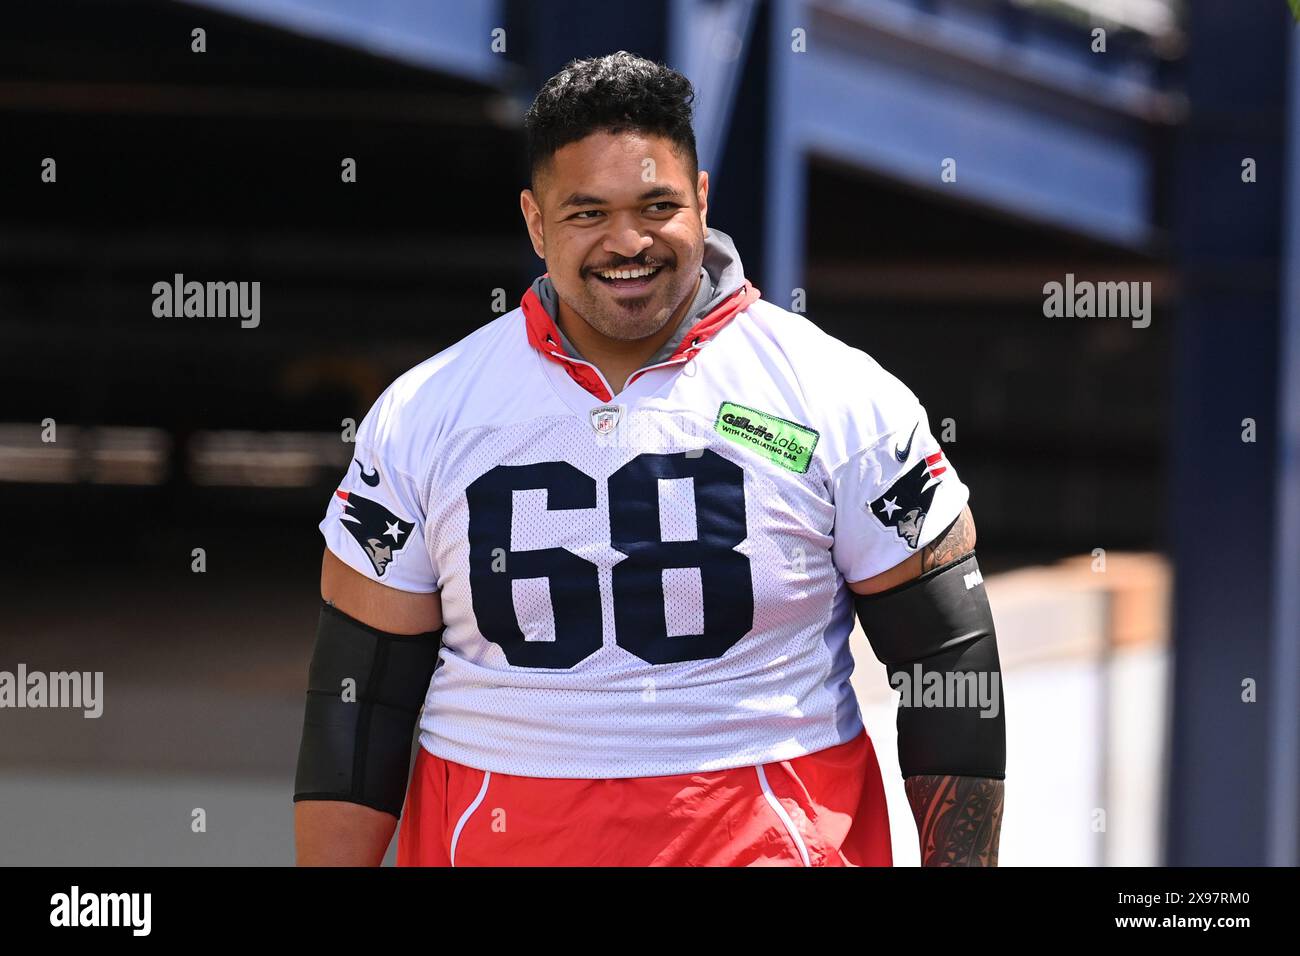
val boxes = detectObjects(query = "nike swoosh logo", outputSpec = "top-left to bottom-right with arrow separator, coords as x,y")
894,423 -> 919,463
354,459 -> 380,487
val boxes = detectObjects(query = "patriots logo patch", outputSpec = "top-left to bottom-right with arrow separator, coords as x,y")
335,489 -> 415,577
868,451 -> 948,549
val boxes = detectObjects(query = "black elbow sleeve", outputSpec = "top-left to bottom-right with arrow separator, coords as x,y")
293,601 -> 443,817
853,553 -> 1005,780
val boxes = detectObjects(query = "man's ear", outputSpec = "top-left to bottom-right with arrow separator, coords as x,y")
520,188 -> 546,259
697,169 -> 709,231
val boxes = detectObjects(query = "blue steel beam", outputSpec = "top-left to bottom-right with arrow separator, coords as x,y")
1271,24 -> 1300,868
669,0 -> 761,178
1166,1 -> 1292,866
764,0 -> 809,307
760,0 -> 1174,301
793,49 -> 1151,244
177,0 -> 513,86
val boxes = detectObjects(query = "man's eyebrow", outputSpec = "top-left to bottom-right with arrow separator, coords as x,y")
557,186 -> 687,209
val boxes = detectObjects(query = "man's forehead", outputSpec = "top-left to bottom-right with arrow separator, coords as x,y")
540,132 -> 692,199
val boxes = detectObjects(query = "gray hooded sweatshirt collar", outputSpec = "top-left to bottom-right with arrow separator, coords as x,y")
527,227 -> 749,366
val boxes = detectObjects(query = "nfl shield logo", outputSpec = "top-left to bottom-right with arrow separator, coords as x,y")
589,404 -> 621,435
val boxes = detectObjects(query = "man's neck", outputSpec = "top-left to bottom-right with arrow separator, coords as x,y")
557,271 -> 703,396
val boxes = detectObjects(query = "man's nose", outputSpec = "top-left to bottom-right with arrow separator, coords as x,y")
603,226 -> 652,260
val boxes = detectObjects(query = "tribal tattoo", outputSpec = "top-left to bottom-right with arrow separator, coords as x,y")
906,774 -> 1004,867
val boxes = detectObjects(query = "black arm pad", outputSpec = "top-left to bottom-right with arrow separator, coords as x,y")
853,552 -> 1005,780
293,601 -> 444,817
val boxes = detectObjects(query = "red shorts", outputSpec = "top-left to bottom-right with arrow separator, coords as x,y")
396,729 -> 892,867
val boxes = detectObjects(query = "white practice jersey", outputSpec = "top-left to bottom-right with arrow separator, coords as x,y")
320,245 -> 969,779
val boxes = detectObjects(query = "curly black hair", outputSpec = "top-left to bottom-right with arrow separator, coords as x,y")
524,51 -> 698,189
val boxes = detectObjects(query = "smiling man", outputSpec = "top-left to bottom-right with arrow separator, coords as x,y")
294,52 -> 1005,867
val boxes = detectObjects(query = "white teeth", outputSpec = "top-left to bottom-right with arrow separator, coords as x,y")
597,265 -> 660,280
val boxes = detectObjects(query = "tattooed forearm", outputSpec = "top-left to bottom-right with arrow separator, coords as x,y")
905,774 -> 1004,866
894,508 -> 999,865
920,504 -> 976,572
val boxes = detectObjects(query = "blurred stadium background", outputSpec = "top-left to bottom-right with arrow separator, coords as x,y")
0,0 -> 1296,865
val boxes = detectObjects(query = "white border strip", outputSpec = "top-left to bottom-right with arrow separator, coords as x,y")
755,765 -> 811,867
449,771 -> 492,867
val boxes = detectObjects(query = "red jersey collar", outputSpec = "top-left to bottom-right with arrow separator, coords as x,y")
522,278 -> 761,403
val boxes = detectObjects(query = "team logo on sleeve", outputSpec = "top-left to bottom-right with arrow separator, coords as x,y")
868,452 -> 948,549
335,490 -> 414,577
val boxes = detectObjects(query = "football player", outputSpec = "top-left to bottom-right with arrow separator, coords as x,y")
294,52 -> 1004,866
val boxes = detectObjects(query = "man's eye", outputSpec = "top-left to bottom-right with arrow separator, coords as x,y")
571,210 -> 602,220
647,202 -> 678,212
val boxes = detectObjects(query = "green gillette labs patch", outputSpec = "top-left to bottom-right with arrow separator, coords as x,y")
714,402 -> 818,473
